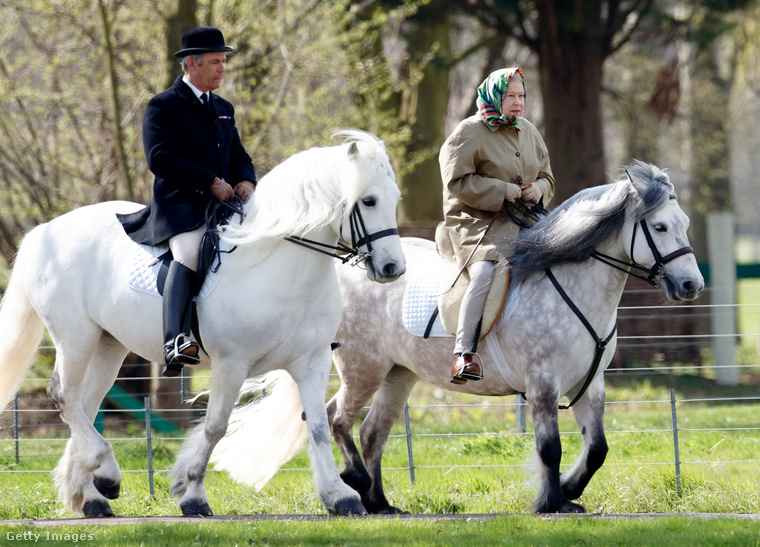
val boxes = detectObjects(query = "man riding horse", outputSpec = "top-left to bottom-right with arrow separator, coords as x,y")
117,27 -> 256,377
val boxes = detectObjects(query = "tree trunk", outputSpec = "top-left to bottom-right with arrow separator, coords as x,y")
164,0 -> 197,91
535,4 -> 608,205
98,0 -> 134,201
397,17 -> 451,224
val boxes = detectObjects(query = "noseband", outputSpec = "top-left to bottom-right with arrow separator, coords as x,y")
285,203 -> 399,266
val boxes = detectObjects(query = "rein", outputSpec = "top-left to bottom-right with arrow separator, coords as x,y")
285,203 -> 399,266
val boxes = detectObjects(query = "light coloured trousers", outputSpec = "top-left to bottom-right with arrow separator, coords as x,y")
454,260 -> 496,354
168,225 -> 206,272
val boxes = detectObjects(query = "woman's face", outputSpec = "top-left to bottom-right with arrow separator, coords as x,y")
502,79 -> 525,120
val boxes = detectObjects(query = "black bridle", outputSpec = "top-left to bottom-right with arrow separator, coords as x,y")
591,217 -> 695,287
285,203 -> 399,266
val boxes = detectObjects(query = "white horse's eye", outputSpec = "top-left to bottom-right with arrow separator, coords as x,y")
362,196 -> 377,207
654,223 -> 667,233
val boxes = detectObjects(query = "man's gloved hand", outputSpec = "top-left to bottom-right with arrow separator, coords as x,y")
234,180 -> 256,201
211,177 -> 235,201
521,182 -> 542,204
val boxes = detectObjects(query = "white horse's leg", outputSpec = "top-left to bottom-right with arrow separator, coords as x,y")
357,365 -> 417,514
528,382 -> 584,514
292,349 -> 366,515
561,378 -> 608,500
48,331 -> 127,517
170,362 -> 248,516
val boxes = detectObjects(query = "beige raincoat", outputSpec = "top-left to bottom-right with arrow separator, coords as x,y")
437,114 -> 555,269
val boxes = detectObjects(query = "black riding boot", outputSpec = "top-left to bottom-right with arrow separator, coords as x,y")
162,261 -> 200,377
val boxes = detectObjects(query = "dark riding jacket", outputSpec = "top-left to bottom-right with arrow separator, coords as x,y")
118,76 -> 256,245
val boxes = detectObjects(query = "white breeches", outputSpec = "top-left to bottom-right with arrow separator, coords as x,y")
168,225 -> 206,272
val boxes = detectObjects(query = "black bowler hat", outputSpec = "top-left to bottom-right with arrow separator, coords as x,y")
174,27 -> 234,58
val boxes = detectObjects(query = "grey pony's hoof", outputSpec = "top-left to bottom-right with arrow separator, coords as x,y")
180,499 -> 214,517
82,500 -> 114,518
333,498 -> 368,516
536,500 -> 586,514
93,477 -> 121,499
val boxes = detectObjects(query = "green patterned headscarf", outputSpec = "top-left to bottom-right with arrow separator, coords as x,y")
476,67 -> 525,129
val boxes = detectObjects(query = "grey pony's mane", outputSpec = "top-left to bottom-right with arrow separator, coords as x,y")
508,160 -> 676,280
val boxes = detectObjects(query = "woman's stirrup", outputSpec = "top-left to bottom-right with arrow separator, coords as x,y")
450,352 -> 483,384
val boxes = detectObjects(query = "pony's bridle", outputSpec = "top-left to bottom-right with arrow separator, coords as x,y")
285,203 -> 399,266
591,217 -> 695,287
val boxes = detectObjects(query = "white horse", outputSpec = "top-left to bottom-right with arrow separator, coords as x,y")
0,130 -> 405,517
212,161 -> 703,514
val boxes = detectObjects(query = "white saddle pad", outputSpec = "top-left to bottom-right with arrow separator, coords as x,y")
126,240 -> 229,303
401,255 -> 451,338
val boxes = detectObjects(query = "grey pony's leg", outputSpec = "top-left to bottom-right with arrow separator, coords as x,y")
529,384 -> 585,514
561,378 -> 608,500
358,365 -> 418,514
327,351 -> 395,498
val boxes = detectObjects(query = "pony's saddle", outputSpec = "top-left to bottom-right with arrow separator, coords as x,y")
401,231 -> 510,340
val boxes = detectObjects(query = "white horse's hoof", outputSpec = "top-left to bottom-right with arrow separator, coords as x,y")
180,500 -> 214,517
82,500 -> 114,518
332,499 -> 368,516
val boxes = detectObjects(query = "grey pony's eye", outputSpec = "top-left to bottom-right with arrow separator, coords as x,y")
362,196 -> 377,207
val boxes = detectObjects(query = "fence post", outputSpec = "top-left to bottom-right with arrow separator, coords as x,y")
14,393 -> 20,464
403,403 -> 415,485
669,388 -> 682,498
706,212 -> 737,386
515,395 -> 526,433
144,396 -> 155,498
181,371 -> 188,404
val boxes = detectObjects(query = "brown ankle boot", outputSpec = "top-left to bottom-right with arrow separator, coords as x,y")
450,353 -> 483,384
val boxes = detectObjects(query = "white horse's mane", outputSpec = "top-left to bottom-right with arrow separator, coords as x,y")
224,130 -> 392,247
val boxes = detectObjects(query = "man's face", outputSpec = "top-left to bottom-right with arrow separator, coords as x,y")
188,52 -> 227,92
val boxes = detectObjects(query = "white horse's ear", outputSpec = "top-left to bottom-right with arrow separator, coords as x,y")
348,141 -> 359,158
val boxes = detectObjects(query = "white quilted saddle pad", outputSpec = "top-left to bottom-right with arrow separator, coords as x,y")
127,240 -> 229,303
401,254 -> 451,338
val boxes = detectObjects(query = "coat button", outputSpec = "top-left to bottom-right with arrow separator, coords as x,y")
516,152 -> 521,157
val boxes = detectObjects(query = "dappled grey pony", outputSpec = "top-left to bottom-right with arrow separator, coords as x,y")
209,161 -> 703,513
324,161 -> 704,514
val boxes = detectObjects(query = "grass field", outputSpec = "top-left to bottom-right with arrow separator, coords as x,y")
2,515 -> 760,546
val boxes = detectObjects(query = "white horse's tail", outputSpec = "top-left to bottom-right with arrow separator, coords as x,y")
208,370 -> 309,489
0,228 -> 46,411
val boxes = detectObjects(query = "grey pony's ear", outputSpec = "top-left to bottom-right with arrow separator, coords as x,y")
347,141 -> 359,158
